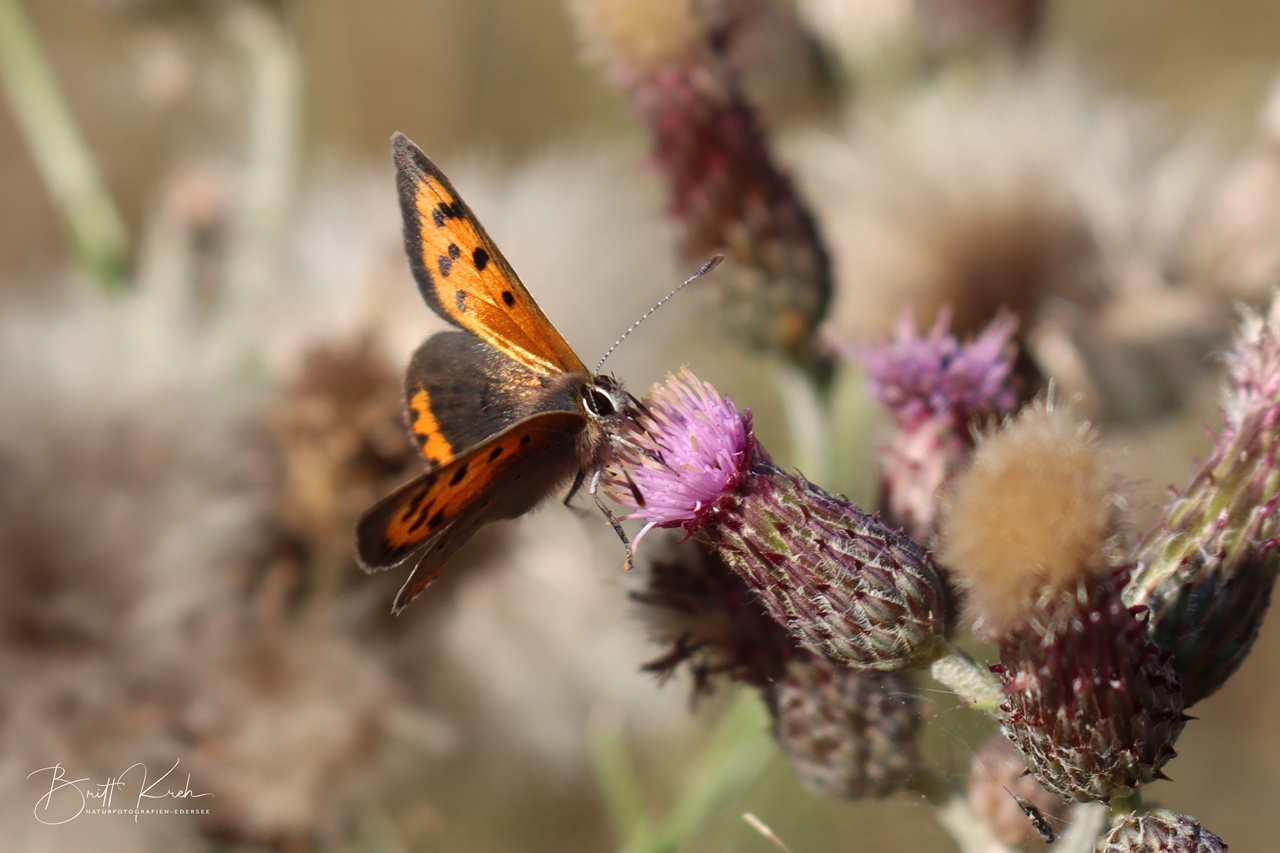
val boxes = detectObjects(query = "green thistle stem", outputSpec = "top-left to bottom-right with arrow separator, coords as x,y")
0,0 -> 129,289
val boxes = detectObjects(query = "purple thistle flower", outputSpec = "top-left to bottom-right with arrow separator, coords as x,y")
607,369 -> 948,672
843,310 -> 1019,543
858,308 -> 1018,430
607,367 -> 755,541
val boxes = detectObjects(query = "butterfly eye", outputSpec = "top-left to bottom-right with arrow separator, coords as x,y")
586,387 -> 618,417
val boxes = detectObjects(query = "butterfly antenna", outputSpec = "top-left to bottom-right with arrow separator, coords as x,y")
595,254 -> 723,374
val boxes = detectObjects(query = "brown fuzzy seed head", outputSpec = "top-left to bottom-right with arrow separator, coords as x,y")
939,401 -> 1120,635
1097,809 -> 1228,853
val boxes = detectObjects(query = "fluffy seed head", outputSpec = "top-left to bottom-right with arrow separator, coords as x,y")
939,401 -> 1121,634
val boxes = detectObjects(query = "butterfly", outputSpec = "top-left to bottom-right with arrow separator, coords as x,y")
355,133 -> 642,614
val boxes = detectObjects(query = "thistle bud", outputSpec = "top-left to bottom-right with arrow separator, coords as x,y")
1125,297 -> 1280,706
569,0 -> 833,372
968,734 -> 1069,848
1096,810 -> 1228,853
607,368 -> 948,671
939,403 -> 1185,802
772,656 -> 921,798
854,309 -> 1019,543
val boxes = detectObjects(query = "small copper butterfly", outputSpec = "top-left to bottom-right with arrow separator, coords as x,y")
355,133 -> 639,613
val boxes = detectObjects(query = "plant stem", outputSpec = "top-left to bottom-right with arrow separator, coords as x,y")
930,646 -> 1004,716
0,0 -> 129,289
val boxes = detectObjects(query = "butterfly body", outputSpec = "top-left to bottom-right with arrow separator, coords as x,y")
355,134 -> 631,613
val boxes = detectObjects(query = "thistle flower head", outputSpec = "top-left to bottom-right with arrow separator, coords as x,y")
1223,297 -> 1280,434
1097,810 -> 1228,853
609,367 -> 948,671
859,309 -> 1019,430
772,657 -> 923,799
1126,295 -> 1280,704
605,367 -> 755,529
968,734 -> 1070,848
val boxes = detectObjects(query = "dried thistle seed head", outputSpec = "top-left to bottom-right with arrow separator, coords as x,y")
998,573 -> 1185,802
771,655 -> 922,799
938,400 -> 1122,636
608,369 -> 949,671
1126,297 -> 1280,705
1096,810 -> 1228,853
573,0 -> 833,370
633,540 -> 797,696
968,733 -> 1069,848
853,309 -> 1019,542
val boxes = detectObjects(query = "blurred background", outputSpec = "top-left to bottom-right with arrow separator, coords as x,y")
1,0 -> 1279,851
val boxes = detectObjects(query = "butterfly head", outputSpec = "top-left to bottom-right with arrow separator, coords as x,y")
582,373 -> 627,421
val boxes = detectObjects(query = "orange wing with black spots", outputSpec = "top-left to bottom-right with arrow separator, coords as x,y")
354,411 -> 584,612
393,132 -> 586,376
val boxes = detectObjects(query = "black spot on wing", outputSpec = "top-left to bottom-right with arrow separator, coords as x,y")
448,243 -> 461,259
473,247 -> 490,271
428,509 -> 446,530
407,502 -> 434,534
449,462 -> 470,486
455,290 -> 467,313
520,434 -> 531,446
438,254 -> 453,277
501,291 -> 515,307
435,200 -> 464,224
488,446 -> 504,462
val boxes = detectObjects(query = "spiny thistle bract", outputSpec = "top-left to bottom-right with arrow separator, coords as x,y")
632,541 -> 925,799
771,656 -> 922,799
606,368 -> 948,671
939,402 -> 1185,802
1126,295 -> 1280,706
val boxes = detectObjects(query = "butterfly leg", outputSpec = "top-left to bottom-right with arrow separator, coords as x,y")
563,468 -> 588,509
589,467 -> 634,571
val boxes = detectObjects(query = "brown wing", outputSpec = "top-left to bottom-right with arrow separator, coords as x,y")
402,331 -> 586,468
393,133 -> 586,376
354,411 -> 585,613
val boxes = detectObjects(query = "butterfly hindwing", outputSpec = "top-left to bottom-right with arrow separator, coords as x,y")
393,133 -> 586,376
355,411 -> 586,609
404,331 -> 585,467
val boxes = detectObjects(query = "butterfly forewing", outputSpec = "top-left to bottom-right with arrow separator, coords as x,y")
404,331 -> 586,468
393,133 -> 586,377
355,411 -> 585,606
